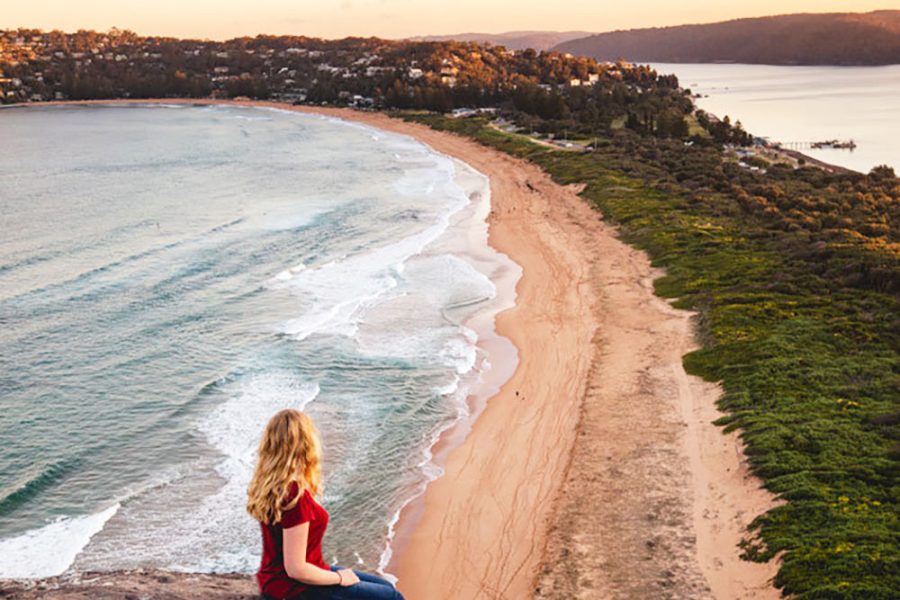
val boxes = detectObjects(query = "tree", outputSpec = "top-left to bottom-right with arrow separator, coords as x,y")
657,108 -> 689,138
868,164 -> 896,182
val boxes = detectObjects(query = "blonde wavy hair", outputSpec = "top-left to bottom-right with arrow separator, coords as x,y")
246,408 -> 323,525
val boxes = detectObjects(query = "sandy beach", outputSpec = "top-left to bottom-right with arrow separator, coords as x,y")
1,99 -> 780,600
285,105 -> 782,600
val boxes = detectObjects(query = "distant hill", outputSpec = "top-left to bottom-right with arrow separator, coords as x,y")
409,31 -> 594,51
553,11 -> 900,65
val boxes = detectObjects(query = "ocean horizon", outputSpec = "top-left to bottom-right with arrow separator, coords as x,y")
0,104 -> 520,579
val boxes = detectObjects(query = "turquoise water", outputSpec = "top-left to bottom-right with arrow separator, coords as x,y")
653,63 -> 900,173
0,104 -> 519,578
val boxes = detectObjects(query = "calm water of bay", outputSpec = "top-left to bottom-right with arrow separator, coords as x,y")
654,63 -> 900,173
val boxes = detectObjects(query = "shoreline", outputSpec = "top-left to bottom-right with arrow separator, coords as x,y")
281,102 -> 598,597
374,155 -> 523,581
0,99 -> 781,599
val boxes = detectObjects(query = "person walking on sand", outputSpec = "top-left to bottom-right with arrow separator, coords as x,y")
248,408 -> 406,600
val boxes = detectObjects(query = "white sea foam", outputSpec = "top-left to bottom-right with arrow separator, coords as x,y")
200,373 -> 320,477
431,374 -> 461,396
126,102 -> 186,110
225,114 -> 273,122
374,156 -> 522,585
376,395 -> 470,583
0,502 -> 120,578
439,328 -> 479,375
269,160 -> 472,348
147,372 -> 323,572
280,275 -> 397,340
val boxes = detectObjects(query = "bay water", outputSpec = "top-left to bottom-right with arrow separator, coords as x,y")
654,63 -> 900,173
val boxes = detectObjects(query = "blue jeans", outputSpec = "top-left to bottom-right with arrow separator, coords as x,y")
262,564 -> 405,600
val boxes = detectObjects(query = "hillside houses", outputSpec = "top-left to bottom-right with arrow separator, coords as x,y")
0,27 -> 674,117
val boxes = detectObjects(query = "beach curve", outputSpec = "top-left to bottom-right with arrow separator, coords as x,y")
2,99 -> 781,600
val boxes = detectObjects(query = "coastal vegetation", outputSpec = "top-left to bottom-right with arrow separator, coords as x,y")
554,10 -> 900,66
392,113 -> 899,599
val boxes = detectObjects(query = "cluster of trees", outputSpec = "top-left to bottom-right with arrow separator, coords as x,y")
3,28 -> 735,145
696,110 -> 754,145
59,69 -> 213,100
568,125 -> 898,292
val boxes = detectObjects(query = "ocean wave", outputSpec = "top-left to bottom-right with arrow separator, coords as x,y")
376,389 -> 471,583
148,372 -> 322,571
0,218 -> 163,278
3,217 -> 249,306
431,373 -> 461,397
268,166 -> 472,348
0,457 -> 83,515
273,262 -> 306,281
0,502 -> 120,578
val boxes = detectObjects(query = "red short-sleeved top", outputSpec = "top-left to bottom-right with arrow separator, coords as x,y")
256,480 -> 330,599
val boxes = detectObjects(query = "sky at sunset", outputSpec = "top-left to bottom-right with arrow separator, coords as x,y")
3,0 -> 898,40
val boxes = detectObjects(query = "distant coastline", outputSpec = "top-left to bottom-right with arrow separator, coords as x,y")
554,10 -> 900,66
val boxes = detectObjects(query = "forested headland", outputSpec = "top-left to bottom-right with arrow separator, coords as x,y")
554,11 -> 900,66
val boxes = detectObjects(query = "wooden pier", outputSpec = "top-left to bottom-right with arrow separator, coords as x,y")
778,139 -> 857,150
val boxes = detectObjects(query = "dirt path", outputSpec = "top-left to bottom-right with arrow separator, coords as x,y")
532,217 -> 781,599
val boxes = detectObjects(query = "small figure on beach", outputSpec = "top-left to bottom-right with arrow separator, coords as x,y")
248,409 -> 405,600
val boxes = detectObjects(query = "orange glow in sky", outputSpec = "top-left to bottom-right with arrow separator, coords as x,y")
3,0 -> 898,40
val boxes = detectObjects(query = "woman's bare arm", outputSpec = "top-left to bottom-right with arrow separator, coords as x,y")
283,522 -> 342,585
